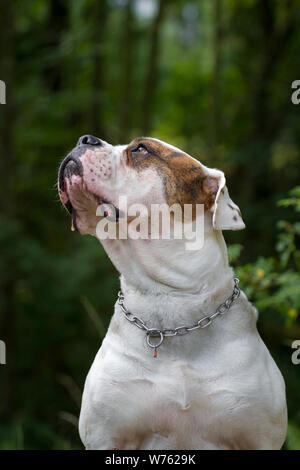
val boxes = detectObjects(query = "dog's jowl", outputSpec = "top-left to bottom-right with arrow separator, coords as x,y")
58,135 -> 287,450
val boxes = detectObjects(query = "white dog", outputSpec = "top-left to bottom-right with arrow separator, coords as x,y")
58,135 -> 287,450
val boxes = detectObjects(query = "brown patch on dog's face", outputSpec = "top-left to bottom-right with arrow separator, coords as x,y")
125,137 -> 218,211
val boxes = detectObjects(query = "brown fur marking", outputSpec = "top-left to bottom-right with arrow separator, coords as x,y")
125,137 -> 218,212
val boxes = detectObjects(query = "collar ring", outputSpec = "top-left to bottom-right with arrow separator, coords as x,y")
146,330 -> 164,349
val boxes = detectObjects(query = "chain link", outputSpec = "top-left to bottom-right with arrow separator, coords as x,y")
118,278 -> 240,355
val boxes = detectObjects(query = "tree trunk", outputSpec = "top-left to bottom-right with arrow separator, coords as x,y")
140,0 -> 168,135
87,0 -> 109,139
42,0 -> 68,91
209,0 -> 223,159
118,0 -> 135,143
0,0 -> 16,420
253,0 -> 295,140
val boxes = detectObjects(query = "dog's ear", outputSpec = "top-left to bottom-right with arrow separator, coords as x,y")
205,169 -> 245,231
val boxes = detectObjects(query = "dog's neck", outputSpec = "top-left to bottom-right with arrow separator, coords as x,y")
99,219 -> 234,322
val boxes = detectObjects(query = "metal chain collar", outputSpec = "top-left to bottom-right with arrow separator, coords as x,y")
117,278 -> 240,357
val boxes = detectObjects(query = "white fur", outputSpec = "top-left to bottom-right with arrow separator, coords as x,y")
71,139 -> 287,450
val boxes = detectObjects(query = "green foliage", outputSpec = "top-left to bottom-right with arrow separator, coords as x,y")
231,188 -> 300,324
1,0 -> 300,450
286,422 -> 300,451
229,188 -> 300,449
278,186 -> 300,213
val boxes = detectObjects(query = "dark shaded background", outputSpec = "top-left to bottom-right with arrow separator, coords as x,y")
0,0 -> 300,449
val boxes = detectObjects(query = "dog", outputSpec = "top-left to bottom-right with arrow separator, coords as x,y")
58,135 -> 287,450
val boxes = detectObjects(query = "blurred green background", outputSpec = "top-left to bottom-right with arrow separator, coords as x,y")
0,0 -> 300,450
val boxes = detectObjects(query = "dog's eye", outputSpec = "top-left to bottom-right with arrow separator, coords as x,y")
133,145 -> 148,155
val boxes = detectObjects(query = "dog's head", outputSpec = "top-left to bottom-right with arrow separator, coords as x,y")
58,135 -> 245,236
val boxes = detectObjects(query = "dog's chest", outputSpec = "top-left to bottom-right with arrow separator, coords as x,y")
81,347 -> 238,450
156,360 -> 204,410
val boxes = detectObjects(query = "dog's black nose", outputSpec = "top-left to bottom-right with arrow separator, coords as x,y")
77,135 -> 103,146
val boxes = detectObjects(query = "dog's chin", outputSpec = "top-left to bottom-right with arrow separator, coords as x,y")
59,175 -> 120,234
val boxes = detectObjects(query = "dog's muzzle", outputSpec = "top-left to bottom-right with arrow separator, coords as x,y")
58,134 -> 105,208
58,134 -> 120,228
58,134 -> 104,193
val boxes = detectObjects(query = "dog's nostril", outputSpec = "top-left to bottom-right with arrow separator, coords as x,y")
80,135 -> 89,145
77,134 -> 103,147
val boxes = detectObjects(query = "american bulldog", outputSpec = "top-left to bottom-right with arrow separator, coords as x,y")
58,135 -> 287,450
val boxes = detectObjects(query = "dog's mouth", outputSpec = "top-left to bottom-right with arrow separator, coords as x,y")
59,185 -> 121,232
58,158 -> 120,231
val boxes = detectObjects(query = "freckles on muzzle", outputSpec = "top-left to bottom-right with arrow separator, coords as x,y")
80,148 -> 113,189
